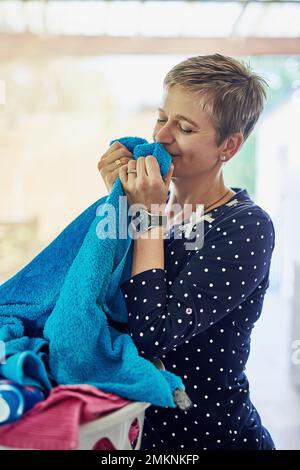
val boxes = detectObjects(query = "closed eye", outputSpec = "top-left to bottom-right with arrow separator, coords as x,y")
156,119 -> 193,134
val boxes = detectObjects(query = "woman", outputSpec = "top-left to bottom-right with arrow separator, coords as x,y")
98,53 -> 275,450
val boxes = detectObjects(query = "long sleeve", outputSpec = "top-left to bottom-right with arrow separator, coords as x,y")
120,207 -> 275,360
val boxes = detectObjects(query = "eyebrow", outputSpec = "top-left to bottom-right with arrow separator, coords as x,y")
158,108 -> 199,128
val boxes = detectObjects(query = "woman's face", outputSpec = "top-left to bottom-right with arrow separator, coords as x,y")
153,85 -> 223,178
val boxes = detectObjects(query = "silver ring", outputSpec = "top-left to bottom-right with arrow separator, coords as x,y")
127,169 -> 137,174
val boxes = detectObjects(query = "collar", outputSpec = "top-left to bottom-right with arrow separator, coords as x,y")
166,187 -> 253,239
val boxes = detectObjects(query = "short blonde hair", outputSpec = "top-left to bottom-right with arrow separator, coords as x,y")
163,53 -> 268,145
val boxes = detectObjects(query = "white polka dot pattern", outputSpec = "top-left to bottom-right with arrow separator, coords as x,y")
120,189 -> 276,450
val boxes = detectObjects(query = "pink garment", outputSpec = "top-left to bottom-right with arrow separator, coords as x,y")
0,384 -> 137,450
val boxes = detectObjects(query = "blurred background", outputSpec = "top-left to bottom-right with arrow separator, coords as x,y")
0,0 -> 300,449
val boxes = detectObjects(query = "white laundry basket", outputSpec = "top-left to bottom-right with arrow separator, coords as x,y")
0,360 -> 170,450
78,401 -> 151,450
0,401 -> 151,451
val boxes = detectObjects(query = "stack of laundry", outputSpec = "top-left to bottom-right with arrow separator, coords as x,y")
0,137 -> 192,449
0,384 -> 137,450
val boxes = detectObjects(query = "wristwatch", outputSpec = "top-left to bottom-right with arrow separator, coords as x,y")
130,207 -> 168,234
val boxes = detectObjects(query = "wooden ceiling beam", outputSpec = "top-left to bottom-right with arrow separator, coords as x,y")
0,33 -> 299,60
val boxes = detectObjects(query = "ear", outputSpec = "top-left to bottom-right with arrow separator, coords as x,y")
220,132 -> 244,162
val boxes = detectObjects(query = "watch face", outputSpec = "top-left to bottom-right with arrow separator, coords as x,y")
131,209 -> 148,233
130,208 -> 167,234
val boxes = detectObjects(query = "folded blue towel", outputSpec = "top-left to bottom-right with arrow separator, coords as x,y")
0,137 -> 189,409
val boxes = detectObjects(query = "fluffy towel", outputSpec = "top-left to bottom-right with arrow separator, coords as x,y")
0,384 -> 135,450
0,137 -> 187,408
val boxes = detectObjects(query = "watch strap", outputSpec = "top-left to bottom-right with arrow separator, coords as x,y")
148,212 -> 167,228
130,208 -> 167,233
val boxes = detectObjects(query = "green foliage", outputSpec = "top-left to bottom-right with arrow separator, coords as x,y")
223,133 -> 256,197
223,55 -> 300,196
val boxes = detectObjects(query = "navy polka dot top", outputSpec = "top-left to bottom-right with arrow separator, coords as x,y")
120,187 -> 276,450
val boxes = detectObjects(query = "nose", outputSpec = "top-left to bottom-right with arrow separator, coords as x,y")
153,122 -> 175,144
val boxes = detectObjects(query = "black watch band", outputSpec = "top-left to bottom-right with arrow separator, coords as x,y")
130,208 -> 168,233
149,213 -> 167,227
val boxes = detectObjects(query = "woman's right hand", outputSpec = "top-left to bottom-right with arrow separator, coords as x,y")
97,141 -> 134,193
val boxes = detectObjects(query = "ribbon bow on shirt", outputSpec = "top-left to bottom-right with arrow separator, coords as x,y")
178,206 -> 215,239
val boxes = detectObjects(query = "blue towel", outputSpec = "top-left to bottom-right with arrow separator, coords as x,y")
0,137 -> 188,409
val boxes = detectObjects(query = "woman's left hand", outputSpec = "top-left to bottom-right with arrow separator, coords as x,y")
119,156 -> 174,214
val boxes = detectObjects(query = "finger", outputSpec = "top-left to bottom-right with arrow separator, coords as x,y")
101,144 -> 133,165
111,141 -> 133,159
163,164 -> 174,188
108,141 -> 127,155
107,148 -> 133,165
106,156 -> 134,173
136,156 -> 147,178
110,164 -> 128,182
118,163 -> 129,187
127,158 -> 137,183
145,155 -> 162,179
99,154 -> 133,177
101,141 -> 122,160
